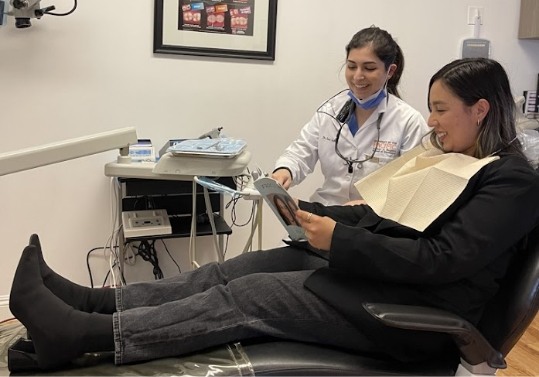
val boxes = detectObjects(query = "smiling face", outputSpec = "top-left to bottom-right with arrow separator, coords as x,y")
345,45 -> 395,100
427,80 -> 490,156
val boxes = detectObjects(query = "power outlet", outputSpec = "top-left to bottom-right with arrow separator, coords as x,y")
467,6 -> 484,25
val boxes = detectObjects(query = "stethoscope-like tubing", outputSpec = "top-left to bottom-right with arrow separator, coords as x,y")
334,111 -> 383,173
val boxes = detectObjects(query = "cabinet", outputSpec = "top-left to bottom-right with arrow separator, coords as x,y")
118,176 -> 236,268
120,177 -> 234,240
519,0 -> 539,39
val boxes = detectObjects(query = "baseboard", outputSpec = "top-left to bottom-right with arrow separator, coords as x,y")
0,294 -> 8,307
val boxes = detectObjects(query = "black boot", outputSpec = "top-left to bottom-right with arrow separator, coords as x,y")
29,234 -> 116,314
9,245 -> 114,370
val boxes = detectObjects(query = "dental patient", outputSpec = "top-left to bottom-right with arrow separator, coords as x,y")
9,58 -> 539,371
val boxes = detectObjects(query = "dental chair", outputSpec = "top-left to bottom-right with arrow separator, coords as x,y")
241,224 -> 539,376
5,225 -> 539,376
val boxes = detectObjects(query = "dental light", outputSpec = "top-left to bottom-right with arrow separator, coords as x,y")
4,0 -> 77,28
5,0 -> 55,28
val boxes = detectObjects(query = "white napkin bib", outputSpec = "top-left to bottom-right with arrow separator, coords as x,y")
355,146 -> 499,231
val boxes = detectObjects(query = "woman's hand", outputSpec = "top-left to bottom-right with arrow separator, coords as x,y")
296,209 -> 336,251
271,169 -> 293,189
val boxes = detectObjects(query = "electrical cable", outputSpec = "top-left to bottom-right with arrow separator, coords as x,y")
45,0 -> 76,16
132,195 -> 157,210
201,186 -> 224,262
229,170 -> 254,225
102,261 -> 117,288
102,178 -> 181,283
241,199 -> 262,253
86,246 -> 119,288
233,172 -> 251,190
160,239 -> 181,274
136,240 -> 164,280
223,234 -> 230,260
227,196 -> 256,227
105,177 -> 125,286
232,167 -> 263,253
188,181 -> 199,269
315,89 -> 349,120
191,173 -> 257,263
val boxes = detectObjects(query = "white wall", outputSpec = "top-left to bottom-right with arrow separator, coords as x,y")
1,0 -> 538,297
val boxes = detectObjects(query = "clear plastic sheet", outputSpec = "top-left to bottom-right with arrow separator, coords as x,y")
1,319 -> 255,376
518,129 -> 539,169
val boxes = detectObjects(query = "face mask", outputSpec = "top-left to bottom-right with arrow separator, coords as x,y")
348,69 -> 391,110
348,87 -> 387,110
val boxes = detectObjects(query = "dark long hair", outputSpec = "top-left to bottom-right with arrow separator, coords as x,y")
428,58 -> 524,159
345,26 -> 404,98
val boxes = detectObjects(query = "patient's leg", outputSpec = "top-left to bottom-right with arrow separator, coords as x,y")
29,234 -> 326,312
10,245 -> 367,369
9,245 -> 114,370
119,246 -> 328,310
29,234 -> 116,314
114,269 -> 374,365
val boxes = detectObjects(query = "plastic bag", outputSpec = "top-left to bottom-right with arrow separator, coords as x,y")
518,129 -> 539,168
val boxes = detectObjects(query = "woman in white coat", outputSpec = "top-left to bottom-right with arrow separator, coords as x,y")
272,26 -> 428,205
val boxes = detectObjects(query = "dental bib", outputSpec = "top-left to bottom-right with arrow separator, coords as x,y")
355,146 -> 499,231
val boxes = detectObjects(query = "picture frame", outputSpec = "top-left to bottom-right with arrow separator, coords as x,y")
154,0 -> 278,61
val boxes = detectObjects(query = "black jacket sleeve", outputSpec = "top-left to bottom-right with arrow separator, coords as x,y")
304,157 -> 539,285
298,200 -> 374,226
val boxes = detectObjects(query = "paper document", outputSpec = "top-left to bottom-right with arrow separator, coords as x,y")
253,177 -> 306,241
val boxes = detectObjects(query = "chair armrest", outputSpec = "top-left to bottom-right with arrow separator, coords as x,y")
363,302 -> 506,369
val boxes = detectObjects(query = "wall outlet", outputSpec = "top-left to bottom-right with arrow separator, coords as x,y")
467,6 -> 484,25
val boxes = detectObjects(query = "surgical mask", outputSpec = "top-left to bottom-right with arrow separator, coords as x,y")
348,69 -> 391,110
348,86 -> 387,110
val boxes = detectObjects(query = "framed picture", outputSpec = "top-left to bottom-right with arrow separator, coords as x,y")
154,0 -> 278,61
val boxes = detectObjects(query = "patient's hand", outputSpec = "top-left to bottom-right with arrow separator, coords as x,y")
344,199 -> 367,206
296,209 -> 335,251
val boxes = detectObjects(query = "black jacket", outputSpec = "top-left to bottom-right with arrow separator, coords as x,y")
300,154 -> 539,361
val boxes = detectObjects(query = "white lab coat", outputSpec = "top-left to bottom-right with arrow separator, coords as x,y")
274,91 -> 429,205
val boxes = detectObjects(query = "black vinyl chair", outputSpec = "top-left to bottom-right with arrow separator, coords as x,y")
6,225 -> 539,376
239,224 -> 539,376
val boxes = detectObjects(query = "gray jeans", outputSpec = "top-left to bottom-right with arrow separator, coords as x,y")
113,246 -> 374,365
